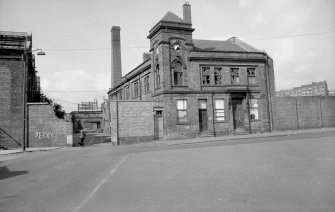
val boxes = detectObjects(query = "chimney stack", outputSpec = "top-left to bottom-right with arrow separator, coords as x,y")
111,26 -> 122,89
183,2 -> 192,24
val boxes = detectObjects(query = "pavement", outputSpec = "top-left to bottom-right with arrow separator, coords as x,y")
1,127 -> 334,155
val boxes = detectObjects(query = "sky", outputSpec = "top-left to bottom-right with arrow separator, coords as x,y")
1,0 -> 334,112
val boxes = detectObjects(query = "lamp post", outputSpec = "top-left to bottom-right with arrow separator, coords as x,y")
22,48 -> 46,152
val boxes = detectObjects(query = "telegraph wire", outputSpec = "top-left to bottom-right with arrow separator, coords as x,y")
246,30 -> 335,41
40,30 -> 335,52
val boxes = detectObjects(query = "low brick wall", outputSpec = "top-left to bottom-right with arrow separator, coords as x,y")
110,101 -> 154,145
272,96 -> 335,130
28,103 -> 73,147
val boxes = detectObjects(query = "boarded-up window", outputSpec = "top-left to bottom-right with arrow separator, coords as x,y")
215,99 -> 225,121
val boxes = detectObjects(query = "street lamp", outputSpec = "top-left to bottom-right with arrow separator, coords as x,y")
22,48 -> 46,152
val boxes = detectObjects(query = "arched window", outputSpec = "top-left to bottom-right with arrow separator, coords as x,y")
155,64 -> 160,89
172,61 -> 184,85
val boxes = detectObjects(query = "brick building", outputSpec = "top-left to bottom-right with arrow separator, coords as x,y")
70,100 -> 103,133
0,31 -> 41,148
276,81 -> 329,97
107,3 -> 275,143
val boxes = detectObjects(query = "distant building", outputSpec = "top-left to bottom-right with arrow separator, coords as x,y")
70,99 -> 103,133
276,81 -> 329,97
329,89 -> 335,96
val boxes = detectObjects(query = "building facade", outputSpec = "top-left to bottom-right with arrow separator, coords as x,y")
107,3 -> 275,142
276,81 -> 329,97
0,31 -> 41,148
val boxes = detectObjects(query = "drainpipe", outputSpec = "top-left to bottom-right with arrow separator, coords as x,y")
319,97 -> 323,128
116,101 -> 119,145
212,92 -> 216,137
264,56 -> 272,132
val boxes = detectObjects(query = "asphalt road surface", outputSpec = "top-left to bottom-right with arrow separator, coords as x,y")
1,132 -> 334,212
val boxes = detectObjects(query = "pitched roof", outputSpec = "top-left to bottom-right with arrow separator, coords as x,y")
193,37 -> 261,52
161,11 -> 184,23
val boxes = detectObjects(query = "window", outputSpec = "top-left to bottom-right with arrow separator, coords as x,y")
231,68 -> 240,84
133,81 -> 139,98
201,67 -> 210,85
155,65 -> 160,89
125,86 -> 130,99
214,67 -> 222,85
118,90 -> 122,100
176,99 -> 187,123
172,61 -> 184,85
214,99 -> 225,121
247,68 -> 256,84
249,99 -> 259,120
144,75 -> 150,93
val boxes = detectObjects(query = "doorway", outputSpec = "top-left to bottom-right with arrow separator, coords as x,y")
232,98 -> 244,130
198,100 -> 208,132
154,110 -> 163,139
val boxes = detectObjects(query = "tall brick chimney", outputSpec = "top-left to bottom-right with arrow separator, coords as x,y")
183,2 -> 192,24
111,26 -> 122,89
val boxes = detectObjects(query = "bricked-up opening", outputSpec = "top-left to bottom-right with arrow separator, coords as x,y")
111,26 -> 122,89
183,2 -> 192,24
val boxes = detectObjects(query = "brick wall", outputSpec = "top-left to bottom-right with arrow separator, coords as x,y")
0,59 -> 24,148
272,96 -> 335,130
110,101 -> 154,145
28,103 -> 73,147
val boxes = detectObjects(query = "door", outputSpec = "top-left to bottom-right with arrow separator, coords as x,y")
154,110 -> 163,139
198,100 -> 208,132
199,109 -> 208,132
232,99 -> 244,130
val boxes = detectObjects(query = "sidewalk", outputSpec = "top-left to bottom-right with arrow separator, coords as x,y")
0,147 -> 61,155
123,127 -> 335,148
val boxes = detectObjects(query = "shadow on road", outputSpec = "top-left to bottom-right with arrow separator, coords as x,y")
0,162 -> 28,180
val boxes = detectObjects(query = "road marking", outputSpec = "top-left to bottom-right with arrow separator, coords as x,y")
74,155 -> 129,212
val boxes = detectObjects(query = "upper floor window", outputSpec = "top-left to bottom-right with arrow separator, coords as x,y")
133,81 -> 139,98
125,86 -> 130,99
176,99 -> 187,123
249,98 -> 259,120
172,61 -> 184,86
247,68 -> 256,85
144,75 -> 150,93
231,68 -> 240,84
155,65 -> 160,89
201,67 -> 210,85
214,67 -> 222,85
118,90 -> 122,100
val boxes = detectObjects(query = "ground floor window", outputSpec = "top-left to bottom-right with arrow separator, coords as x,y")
249,98 -> 259,120
177,99 -> 187,123
214,99 -> 225,121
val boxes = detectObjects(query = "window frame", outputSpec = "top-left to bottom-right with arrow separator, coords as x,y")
214,99 -> 225,122
249,98 -> 259,121
144,75 -> 150,93
133,81 -> 139,98
155,64 -> 160,89
172,61 -> 184,86
231,68 -> 240,84
247,68 -> 256,85
201,67 -> 211,85
214,67 -> 222,85
176,99 -> 188,124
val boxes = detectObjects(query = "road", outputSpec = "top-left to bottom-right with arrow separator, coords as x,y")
1,132 -> 334,212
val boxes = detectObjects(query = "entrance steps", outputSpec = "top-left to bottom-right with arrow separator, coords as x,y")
197,131 -> 215,138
